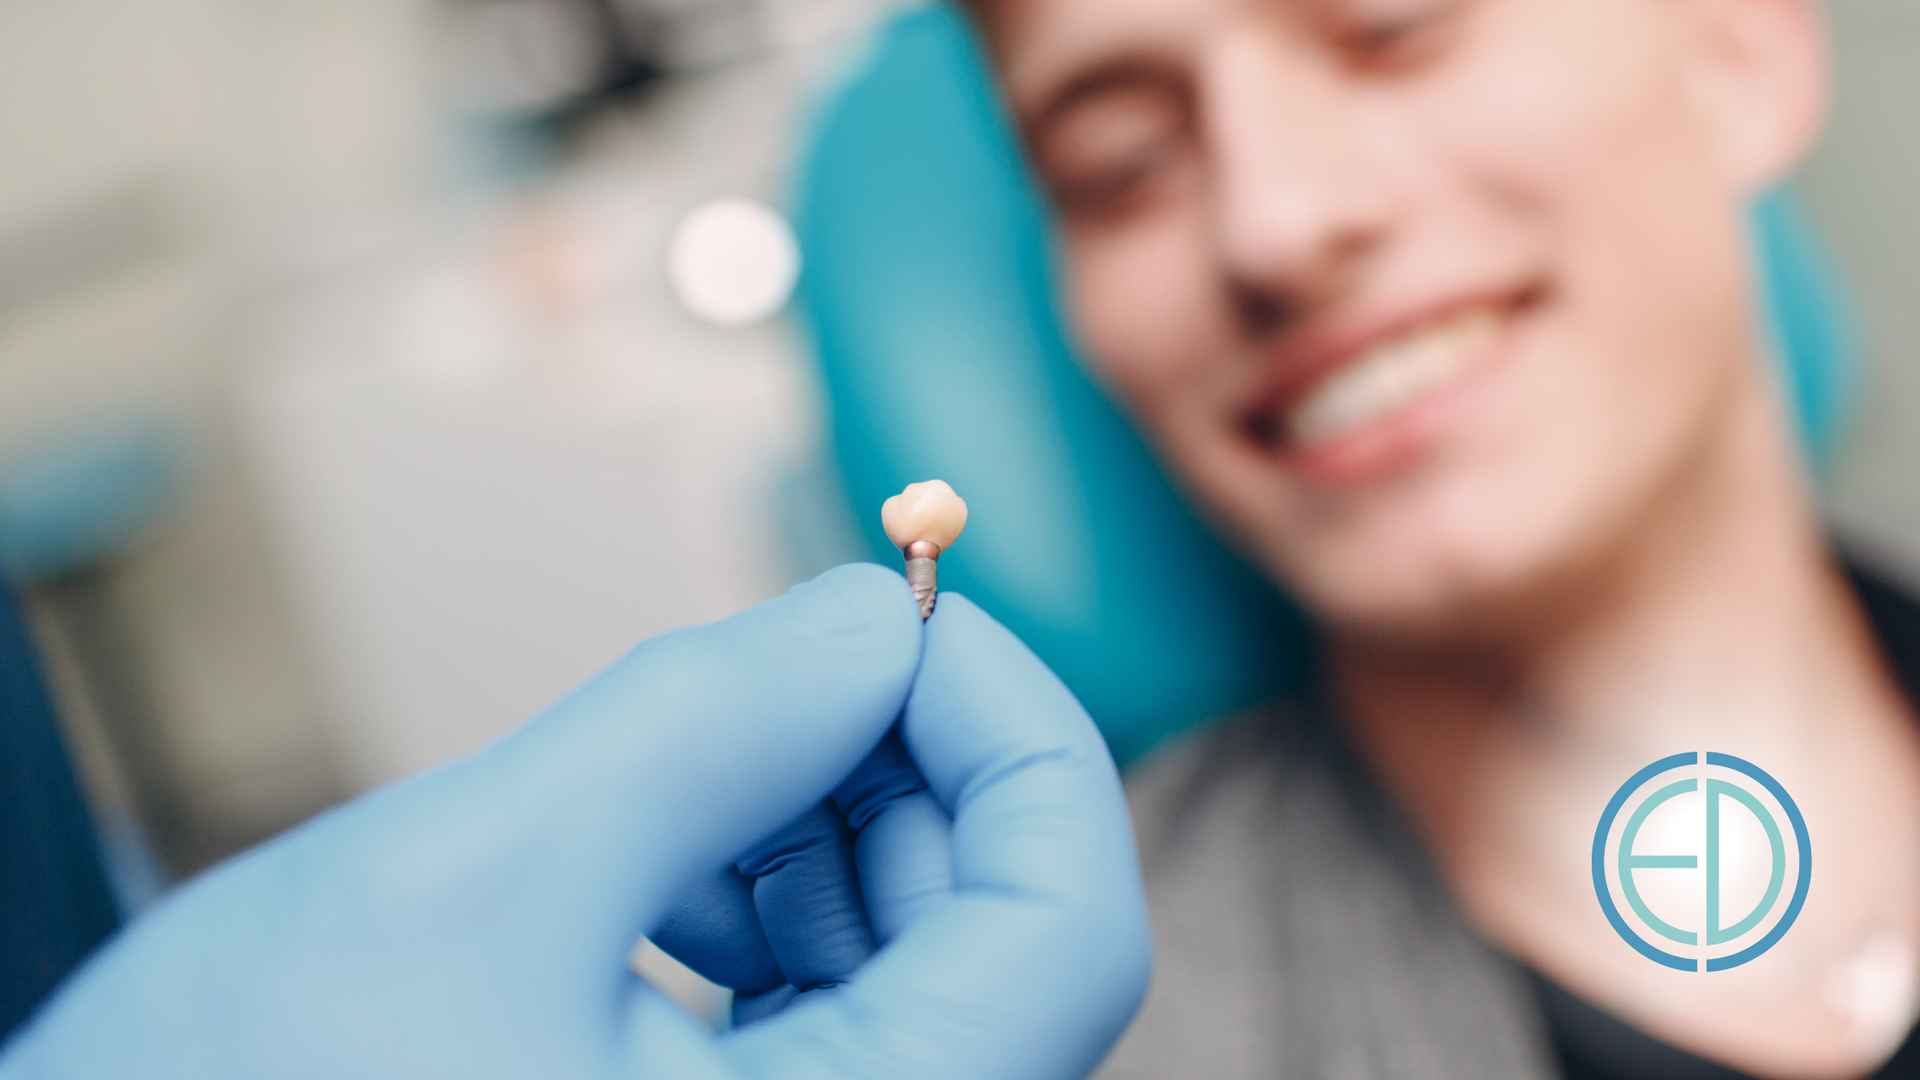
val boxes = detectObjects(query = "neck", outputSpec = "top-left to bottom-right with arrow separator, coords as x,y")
1334,363 -> 1915,910
1331,362 -> 1920,1077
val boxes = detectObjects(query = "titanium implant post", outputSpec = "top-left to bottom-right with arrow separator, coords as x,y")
903,540 -> 941,619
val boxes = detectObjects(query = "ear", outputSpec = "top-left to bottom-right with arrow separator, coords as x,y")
1679,0 -> 1829,194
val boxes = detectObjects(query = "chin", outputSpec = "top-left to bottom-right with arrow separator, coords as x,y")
1237,467 -> 1608,649
1285,546 -> 1550,646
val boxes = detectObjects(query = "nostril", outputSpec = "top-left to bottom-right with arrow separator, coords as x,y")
1242,410 -> 1286,450
1231,280 -> 1294,339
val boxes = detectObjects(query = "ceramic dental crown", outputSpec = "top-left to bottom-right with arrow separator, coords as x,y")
881,480 -> 967,619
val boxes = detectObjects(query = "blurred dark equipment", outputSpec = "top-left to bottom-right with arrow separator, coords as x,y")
0,587 -> 120,1043
456,0 -> 764,137
0,422 -> 188,885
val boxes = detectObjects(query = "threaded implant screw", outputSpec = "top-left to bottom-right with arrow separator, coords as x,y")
903,540 -> 941,619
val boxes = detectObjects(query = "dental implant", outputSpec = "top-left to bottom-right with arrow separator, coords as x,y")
881,480 -> 968,619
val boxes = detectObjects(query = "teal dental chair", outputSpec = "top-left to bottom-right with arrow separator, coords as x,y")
792,3 -> 1856,767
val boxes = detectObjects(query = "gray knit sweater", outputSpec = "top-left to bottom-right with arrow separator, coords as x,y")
1098,704 -> 1558,1080
1097,563 -> 1920,1080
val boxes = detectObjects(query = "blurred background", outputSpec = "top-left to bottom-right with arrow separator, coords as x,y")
0,0 -> 893,899
0,0 -> 1915,923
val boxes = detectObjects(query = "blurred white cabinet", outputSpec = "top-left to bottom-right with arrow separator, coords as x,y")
246,185 -> 821,790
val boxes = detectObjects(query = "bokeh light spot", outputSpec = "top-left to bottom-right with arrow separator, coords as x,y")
667,197 -> 800,327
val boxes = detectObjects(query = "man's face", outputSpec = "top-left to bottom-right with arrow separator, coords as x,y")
990,0 -> 1818,641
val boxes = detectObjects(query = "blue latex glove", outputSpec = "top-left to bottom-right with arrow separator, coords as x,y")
0,564 -> 1151,1079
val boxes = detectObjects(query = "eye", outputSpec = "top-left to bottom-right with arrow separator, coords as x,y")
1327,0 -> 1467,72
1030,78 -> 1197,223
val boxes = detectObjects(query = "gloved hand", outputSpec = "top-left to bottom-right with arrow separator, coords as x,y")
0,564 -> 1151,1080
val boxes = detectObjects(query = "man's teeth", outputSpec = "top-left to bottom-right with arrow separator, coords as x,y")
1286,309 -> 1501,448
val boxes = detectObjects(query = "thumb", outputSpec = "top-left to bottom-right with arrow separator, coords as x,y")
726,592 -> 1151,1080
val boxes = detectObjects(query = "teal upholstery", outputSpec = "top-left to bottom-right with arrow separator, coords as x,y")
792,3 -> 1856,765
1752,189 -> 1857,476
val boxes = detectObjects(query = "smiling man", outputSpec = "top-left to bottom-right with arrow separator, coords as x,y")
966,0 -> 1920,1078
6,2 -> 1919,1078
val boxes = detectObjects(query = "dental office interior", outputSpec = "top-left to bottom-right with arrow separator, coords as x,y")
3,0 -> 1920,1033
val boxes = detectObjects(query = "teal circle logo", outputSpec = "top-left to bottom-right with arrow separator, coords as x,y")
1592,752 -> 1810,972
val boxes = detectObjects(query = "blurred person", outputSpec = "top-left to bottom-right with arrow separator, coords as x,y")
967,0 -> 1920,1077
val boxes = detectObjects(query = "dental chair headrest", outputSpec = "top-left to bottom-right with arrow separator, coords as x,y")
792,3 -> 1856,764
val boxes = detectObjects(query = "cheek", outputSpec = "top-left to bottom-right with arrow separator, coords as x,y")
1424,0 -> 1680,168
1065,210 -> 1229,419
1270,1 -> 1756,620
1448,1 -> 1751,484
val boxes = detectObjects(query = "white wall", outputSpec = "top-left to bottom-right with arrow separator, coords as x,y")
1801,0 -> 1920,580
0,0 -> 892,871
0,0 -> 447,868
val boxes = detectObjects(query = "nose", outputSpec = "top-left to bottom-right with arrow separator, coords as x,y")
1201,32 -> 1401,330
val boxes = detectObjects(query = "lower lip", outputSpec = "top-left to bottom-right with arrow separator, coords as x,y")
1269,316 -> 1522,486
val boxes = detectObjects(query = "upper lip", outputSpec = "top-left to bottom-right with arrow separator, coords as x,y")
1240,286 -> 1536,445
